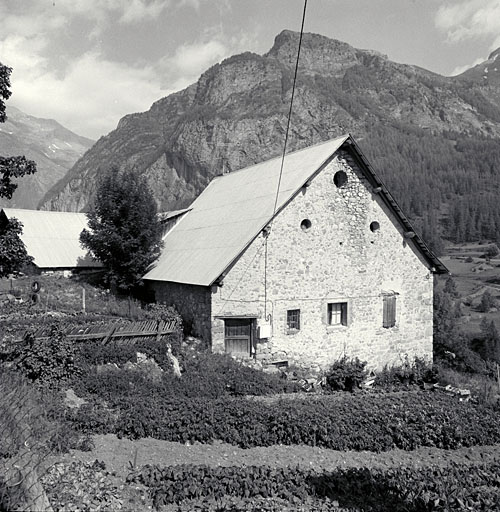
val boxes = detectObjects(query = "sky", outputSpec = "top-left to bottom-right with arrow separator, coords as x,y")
1,0 -> 499,140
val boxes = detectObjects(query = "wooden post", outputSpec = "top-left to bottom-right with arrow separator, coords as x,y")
156,320 -> 162,342
82,287 -> 86,314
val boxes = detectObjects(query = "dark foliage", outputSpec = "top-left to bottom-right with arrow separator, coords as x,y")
433,289 -> 488,373
0,218 -> 33,277
80,166 -> 163,293
324,356 -> 367,392
0,63 -> 37,199
128,461 -> 500,511
68,390 -> 500,451
375,356 -> 439,389
10,325 -> 81,388
74,348 -> 297,401
478,290 -> 495,312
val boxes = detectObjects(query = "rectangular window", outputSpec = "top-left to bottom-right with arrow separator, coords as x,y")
328,302 -> 348,326
383,295 -> 397,328
287,309 -> 300,331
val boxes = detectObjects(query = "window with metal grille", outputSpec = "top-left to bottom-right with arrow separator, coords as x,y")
328,302 -> 348,326
287,309 -> 300,331
383,295 -> 397,328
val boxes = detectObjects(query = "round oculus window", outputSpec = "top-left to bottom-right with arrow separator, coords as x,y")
300,219 -> 312,232
333,170 -> 348,187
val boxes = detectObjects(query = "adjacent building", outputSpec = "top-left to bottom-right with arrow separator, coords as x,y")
0,208 -> 101,272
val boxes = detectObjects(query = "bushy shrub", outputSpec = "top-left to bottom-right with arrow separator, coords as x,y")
75,349 -> 298,401
324,356 -> 367,392
375,356 -> 439,389
11,324 -> 80,388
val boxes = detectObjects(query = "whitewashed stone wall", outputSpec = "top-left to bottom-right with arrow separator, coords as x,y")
211,148 -> 434,371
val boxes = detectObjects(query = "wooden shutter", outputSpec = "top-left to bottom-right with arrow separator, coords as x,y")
341,302 -> 348,326
383,295 -> 396,328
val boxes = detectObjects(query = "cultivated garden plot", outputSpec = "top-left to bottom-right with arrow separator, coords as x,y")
2,275 -> 500,511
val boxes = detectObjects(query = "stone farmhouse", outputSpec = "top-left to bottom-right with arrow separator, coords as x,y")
144,135 -> 447,371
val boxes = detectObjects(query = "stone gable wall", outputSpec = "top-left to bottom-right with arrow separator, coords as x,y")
211,148 -> 434,371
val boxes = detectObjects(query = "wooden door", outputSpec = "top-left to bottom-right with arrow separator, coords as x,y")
224,318 -> 252,356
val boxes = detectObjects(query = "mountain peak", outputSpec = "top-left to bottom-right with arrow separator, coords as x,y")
266,29 -> 358,76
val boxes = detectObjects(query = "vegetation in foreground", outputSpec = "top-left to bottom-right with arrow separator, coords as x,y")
2,270 -> 500,510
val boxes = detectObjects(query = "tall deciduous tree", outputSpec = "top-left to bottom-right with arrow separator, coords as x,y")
0,63 -> 36,276
0,63 -> 36,199
80,166 -> 163,293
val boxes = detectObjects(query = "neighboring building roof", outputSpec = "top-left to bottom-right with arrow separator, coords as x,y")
143,134 -> 447,286
0,208 -> 102,269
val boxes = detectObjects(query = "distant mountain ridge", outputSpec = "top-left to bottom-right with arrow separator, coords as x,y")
0,106 -> 94,208
38,31 -> 500,247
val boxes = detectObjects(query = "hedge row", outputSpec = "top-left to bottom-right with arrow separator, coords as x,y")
128,462 -> 500,511
69,392 -> 500,451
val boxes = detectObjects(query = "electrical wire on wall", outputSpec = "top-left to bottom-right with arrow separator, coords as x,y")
264,0 -> 308,320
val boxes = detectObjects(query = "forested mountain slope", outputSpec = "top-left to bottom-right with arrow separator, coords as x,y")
0,106 -> 94,208
40,31 -> 500,251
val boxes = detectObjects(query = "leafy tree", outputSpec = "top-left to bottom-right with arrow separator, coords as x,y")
0,217 -> 33,277
0,64 -> 37,276
433,290 -> 486,373
80,166 -> 163,293
478,290 -> 495,313
0,63 -> 36,199
443,276 -> 458,297
480,318 -> 500,363
485,244 -> 499,259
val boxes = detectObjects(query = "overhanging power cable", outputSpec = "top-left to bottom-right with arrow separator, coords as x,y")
264,0 -> 308,320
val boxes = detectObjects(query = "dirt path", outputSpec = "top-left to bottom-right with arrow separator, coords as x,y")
49,434 -> 500,479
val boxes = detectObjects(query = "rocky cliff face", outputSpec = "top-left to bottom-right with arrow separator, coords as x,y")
0,106 -> 94,208
40,30 -> 500,212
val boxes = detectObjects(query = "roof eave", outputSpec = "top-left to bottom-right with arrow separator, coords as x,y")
344,135 -> 449,275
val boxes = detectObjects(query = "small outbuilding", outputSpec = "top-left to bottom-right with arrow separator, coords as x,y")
0,208 -> 101,272
144,134 -> 447,371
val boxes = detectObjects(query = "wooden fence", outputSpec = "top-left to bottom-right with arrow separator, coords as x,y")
20,319 -> 180,345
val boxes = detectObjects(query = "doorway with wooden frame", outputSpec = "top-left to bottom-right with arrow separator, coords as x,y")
224,318 -> 255,357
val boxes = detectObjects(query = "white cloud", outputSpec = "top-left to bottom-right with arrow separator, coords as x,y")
6,50 -> 166,139
161,39 -> 229,88
0,0 -> 255,139
450,56 -> 485,75
435,0 -> 500,50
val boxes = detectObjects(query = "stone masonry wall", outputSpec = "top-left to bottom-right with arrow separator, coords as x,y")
148,281 -> 212,343
211,148 -> 434,372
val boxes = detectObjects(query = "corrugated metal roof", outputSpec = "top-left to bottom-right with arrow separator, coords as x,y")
1,208 -> 102,269
144,134 -> 447,286
144,136 -> 349,285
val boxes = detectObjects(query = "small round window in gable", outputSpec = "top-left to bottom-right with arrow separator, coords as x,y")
333,170 -> 348,188
370,221 -> 380,233
301,219 -> 312,232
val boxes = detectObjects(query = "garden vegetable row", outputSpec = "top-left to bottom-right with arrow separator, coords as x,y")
128,461 -> 500,511
70,391 -> 500,451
